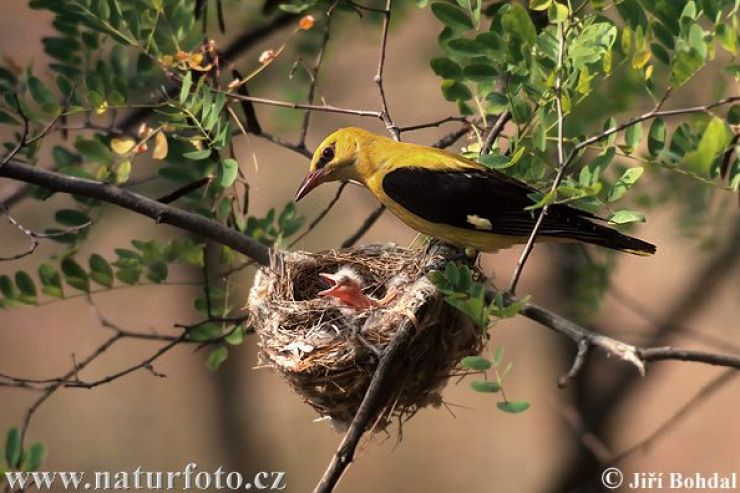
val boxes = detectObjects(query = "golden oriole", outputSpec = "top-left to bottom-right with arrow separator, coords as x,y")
295,127 -> 655,255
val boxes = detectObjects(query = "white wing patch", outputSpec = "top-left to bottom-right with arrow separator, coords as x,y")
466,214 -> 493,231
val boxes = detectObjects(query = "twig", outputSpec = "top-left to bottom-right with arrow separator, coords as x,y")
156,176 -> 212,204
0,204 -> 92,261
313,269 -> 440,493
118,13 -> 297,132
398,116 -> 467,133
431,125 -> 471,149
373,0 -> 398,140
225,92 -> 381,119
481,111 -> 512,155
298,11 -> 334,147
64,335 -> 187,388
0,159 -> 271,266
508,23 -> 566,294
340,205 -> 385,248
0,95 -> 30,170
609,369 -> 737,464
290,182 -> 347,247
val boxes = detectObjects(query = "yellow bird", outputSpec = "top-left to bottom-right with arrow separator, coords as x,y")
295,127 -> 655,255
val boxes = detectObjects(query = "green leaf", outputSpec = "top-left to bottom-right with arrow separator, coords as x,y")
5,427 -> 21,469
54,209 -> 91,227
461,356 -> 492,371
89,254 -> 113,288
38,264 -> 63,298
680,117 -> 732,176
179,71 -> 192,104
61,258 -> 90,292
28,76 -> 60,113
622,121 -> 642,154
447,38 -> 483,55
524,189 -> 556,210
146,260 -> 168,283
430,58 -> 463,79
27,443 -> 46,471
608,209 -> 645,224
485,92 -> 509,113
579,147 -> 615,186
74,137 -> 113,166
647,118 -> 666,156
0,275 -> 17,299
532,123 -> 546,152
431,2 -> 473,30
462,64 -> 497,81
547,2 -> 568,23
15,271 -> 37,304
510,96 -> 532,124
497,400 -> 530,413
728,105 -> 740,125
183,149 -> 211,160
224,325 -> 246,346
471,380 -> 501,393
187,322 -> 222,342
115,160 -> 131,185
217,158 -> 239,188
115,268 -> 141,285
440,80 -> 472,101
0,110 -> 19,125
603,117 -> 617,146
607,167 -> 644,202
502,3 -> 537,48
529,0 -> 552,11
207,345 -> 229,371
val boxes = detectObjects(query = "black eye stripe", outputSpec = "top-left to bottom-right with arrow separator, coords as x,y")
317,143 -> 336,169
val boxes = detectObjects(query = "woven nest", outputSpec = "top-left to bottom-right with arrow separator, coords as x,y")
248,244 -> 487,431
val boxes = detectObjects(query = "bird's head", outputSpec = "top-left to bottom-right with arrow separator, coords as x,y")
295,127 -> 374,201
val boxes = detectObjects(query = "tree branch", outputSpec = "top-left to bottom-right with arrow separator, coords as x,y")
0,159 -> 271,266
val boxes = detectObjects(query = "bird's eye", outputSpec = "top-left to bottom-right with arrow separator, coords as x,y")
317,145 -> 335,168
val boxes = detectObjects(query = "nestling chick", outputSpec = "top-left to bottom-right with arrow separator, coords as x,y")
318,267 -> 396,311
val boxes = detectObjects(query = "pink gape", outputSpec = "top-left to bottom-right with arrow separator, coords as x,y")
318,267 -> 396,311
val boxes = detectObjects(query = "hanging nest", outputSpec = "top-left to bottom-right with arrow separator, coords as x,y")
248,243 -> 487,431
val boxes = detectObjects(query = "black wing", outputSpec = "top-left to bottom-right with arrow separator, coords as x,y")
382,167 -> 597,236
382,167 -> 656,254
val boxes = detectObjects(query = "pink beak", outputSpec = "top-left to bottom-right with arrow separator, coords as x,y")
295,169 -> 326,202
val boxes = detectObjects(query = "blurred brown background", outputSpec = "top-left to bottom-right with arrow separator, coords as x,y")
1,3 -> 739,492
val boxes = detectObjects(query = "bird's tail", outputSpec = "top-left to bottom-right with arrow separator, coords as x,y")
562,221 -> 656,256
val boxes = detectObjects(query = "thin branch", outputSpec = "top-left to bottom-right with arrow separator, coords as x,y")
341,205 -> 385,248
313,266 -> 440,493
508,23 -> 566,294
609,369 -> 737,464
398,116 -> 468,133
290,182 -> 347,247
118,13 -> 297,132
431,124 -> 471,149
225,92 -> 381,118
0,204 -> 92,261
506,81 -> 739,292
373,0 -> 399,141
298,11 -> 334,147
156,176 -> 212,204
256,131 -> 312,158
64,335 -> 186,388
0,159 -> 271,266
0,95 -> 30,171
481,111 -> 512,155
